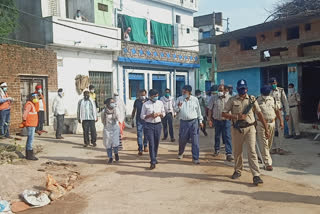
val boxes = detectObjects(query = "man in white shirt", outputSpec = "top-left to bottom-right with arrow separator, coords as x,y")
160,88 -> 175,142
175,85 -> 203,164
140,89 -> 165,170
52,88 -> 66,139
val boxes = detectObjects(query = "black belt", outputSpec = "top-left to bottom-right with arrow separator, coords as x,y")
290,105 -> 298,108
146,122 -> 161,125
181,119 -> 197,122
233,121 -> 256,129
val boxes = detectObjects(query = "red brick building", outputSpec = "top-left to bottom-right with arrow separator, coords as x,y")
0,44 -> 57,132
201,12 -> 320,122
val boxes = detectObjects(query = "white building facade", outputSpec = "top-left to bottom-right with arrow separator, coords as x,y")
114,0 -> 200,114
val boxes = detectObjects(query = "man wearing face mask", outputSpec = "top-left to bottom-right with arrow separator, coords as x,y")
52,88 -> 66,139
77,89 -> 98,147
23,93 -> 40,160
256,85 -> 283,171
74,9 -> 88,22
89,85 -> 98,110
131,89 -> 149,155
175,85 -> 204,164
287,83 -> 301,139
208,85 -> 233,161
140,89 -> 165,170
34,84 -> 47,135
0,82 -> 14,139
195,90 -> 208,136
222,80 -> 269,186
114,92 -> 126,150
160,88 -> 176,142
269,77 -> 289,155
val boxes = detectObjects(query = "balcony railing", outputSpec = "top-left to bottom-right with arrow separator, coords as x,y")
120,41 -> 199,67
45,16 -> 121,51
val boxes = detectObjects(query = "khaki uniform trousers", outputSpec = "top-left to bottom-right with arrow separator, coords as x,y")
288,106 -> 300,136
257,121 -> 275,166
272,116 -> 284,149
231,126 -> 260,177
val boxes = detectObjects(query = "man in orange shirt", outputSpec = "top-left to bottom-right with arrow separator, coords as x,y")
23,93 -> 39,160
34,84 -> 47,135
0,82 -> 14,139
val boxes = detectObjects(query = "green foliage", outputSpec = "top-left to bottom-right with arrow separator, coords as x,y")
0,0 -> 19,40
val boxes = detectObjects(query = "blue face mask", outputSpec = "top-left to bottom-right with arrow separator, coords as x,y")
237,88 -> 247,95
165,93 -> 170,98
152,96 -> 158,102
2,87 -> 7,92
183,94 -> 189,99
109,103 -> 116,109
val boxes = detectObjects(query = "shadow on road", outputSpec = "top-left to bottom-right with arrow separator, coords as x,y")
221,190 -> 320,205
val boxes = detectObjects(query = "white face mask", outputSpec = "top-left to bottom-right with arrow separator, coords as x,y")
288,88 -> 294,94
38,89 -> 42,94
58,92 -> 64,97
218,91 -> 224,97
90,89 -> 95,93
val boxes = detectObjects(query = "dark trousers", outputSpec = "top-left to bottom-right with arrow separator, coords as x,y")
179,119 -> 200,160
56,115 -> 64,138
36,111 -> 45,131
0,109 -> 10,137
214,120 -> 232,154
82,120 -> 97,145
144,122 -> 162,164
161,113 -> 174,139
200,116 -> 207,135
137,119 -> 148,151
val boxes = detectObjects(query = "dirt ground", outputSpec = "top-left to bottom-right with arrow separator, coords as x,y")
1,127 -> 320,214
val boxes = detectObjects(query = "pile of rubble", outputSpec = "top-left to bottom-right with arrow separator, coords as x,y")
0,144 -> 43,165
0,161 -> 80,213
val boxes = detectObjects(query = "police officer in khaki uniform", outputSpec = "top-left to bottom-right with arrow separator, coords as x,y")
269,77 -> 289,155
222,80 -> 269,186
287,83 -> 301,139
256,85 -> 284,171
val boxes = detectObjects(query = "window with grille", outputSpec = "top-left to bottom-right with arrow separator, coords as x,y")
48,0 -> 61,16
89,71 -> 113,109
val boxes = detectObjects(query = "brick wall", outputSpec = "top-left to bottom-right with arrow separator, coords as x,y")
216,18 -> 320,72
0,44 -> 57,133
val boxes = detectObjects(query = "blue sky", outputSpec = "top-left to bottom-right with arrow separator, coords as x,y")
195,0 -> 280,30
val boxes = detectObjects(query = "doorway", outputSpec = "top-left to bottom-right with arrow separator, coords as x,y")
176,75 -> 186,98
301,62 -> 320,122
152,74 -> 167,98
20,76 -> 48,125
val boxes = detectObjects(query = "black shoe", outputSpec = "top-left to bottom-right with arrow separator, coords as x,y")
115,154 -> 119,162
226,154 -> 234,162
231,171 -> 241,179
171,138 -> 176,142
162,137 -> 167,141
253,176 -> 263,186
107,158 -> 113,164
91,143 -> 97,147
285,135 -> 293,139
83,144 -> 88,147
150,164 -> 156,170
213,151 -> 220,157
203,131 -> 208,136
26,150 -> 38,161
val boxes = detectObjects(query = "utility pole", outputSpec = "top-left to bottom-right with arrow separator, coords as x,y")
211,12 -> 217,85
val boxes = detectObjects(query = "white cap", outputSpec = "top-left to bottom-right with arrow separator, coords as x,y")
0,82 -> 7,87
114,92 -> 119,96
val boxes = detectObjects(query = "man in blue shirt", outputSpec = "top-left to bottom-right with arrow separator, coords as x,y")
131,89 -> 148,155
175,85 -> 203,164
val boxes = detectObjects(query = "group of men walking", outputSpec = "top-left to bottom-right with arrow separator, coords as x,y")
0,75 -> 303,186
130,77 -> 301,186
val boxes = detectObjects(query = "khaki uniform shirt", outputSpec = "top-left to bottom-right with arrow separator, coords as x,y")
288,92 -> 300,106
223,94 -> 261,124
270,87 -> 289,113
256,96 -> 277,122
